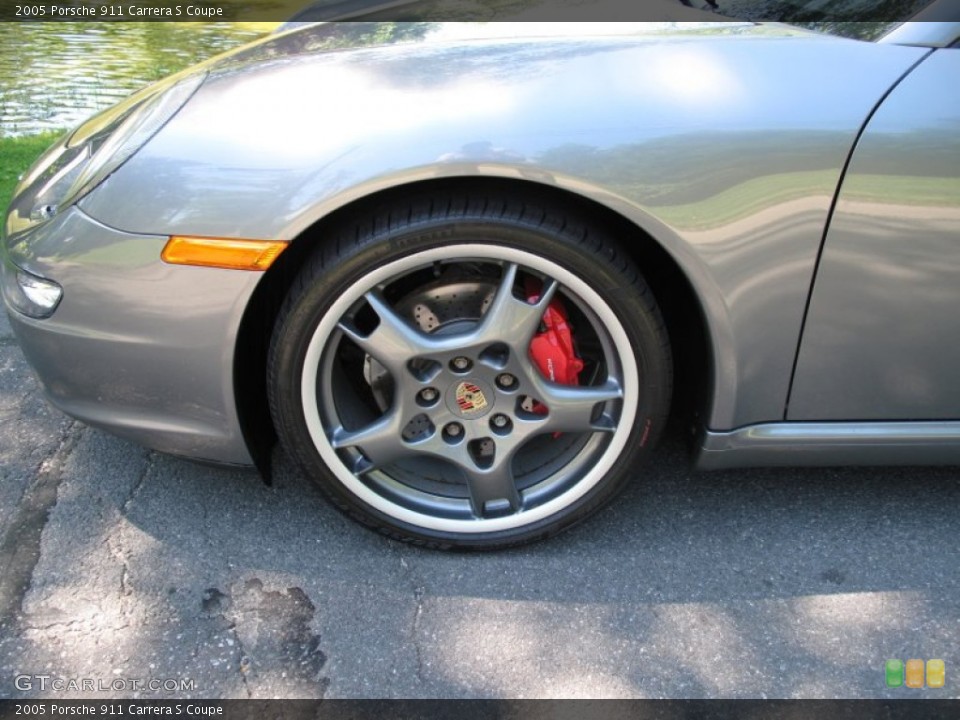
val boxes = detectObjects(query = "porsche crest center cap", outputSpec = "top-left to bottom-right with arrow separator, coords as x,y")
447,379 -> 494,419
457,382 -> 487,413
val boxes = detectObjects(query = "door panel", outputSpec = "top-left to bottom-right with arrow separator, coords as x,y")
789,49 -> 960,420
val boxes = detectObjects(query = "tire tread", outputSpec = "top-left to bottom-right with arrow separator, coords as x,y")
267,190 -> 672,550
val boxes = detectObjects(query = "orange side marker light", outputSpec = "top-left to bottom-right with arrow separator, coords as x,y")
162,236 -> 287,271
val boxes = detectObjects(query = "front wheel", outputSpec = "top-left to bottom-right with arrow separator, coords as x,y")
268,194 -> 671,549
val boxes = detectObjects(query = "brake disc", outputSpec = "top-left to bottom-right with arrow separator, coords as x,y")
363,278 -> 496,411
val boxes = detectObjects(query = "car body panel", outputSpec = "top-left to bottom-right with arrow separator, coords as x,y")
789,48 -> 960,421
698,421 -> 960,469
880,8 -> 960,44
7,22 -> 958,471
73,25 -> 928,433
4,206 -> 258,463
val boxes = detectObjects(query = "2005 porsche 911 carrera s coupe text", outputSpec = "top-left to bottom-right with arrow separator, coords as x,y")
3,7 -> 960,548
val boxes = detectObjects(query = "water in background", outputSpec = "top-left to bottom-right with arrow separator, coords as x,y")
0,23 -> 271,137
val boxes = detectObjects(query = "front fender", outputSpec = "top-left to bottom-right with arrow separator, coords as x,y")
78,30 -> 928,429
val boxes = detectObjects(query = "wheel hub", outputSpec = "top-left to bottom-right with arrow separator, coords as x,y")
310,250 -> 631,531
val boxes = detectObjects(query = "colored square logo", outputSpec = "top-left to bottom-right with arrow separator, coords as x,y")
905,659 -> 925,688
885,659 -> 904,688
927,659 -> 945,688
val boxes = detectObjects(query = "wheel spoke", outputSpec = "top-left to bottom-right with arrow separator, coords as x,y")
479,263 -> 559,349
537,378 -> 623,434
464,457 -> 522,519
338,290 -> 429,371
330,412 -> 409,471
303,242 -> 649,539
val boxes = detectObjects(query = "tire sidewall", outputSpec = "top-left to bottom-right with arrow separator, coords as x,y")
269,215 -> 670,549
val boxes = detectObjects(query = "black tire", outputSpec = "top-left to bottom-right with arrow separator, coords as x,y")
267,191 -> 671,549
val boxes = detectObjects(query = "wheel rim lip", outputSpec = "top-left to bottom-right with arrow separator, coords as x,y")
300,243 -> 640,535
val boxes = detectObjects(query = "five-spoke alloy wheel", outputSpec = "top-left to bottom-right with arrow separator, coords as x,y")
268,194 -> 671,548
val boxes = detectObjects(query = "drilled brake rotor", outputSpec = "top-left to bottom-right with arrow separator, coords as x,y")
363,278 -> 496,411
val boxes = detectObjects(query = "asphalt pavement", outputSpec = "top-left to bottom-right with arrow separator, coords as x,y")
0,308 -> 957,700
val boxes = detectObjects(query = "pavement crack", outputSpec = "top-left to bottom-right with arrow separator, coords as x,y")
108,450 -> 155,613
0,384 -> 44,428
228,621 -> 254,699
0,420 -> 82,623
398,553 -> 427,686
411,583 -> 426,684
105,533 -> 133,613
21,617 -> 87,632
123,450 -> 155,517
201,588 -> 253,698
203,581 -> 329,698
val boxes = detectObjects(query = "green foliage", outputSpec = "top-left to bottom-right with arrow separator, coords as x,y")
0,131 -> 62,214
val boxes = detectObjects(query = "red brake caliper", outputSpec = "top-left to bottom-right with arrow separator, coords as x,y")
525,279 -> 584,426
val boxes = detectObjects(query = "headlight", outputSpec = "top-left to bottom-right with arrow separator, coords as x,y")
5,71 -> 206,238
1,255 -> 62,319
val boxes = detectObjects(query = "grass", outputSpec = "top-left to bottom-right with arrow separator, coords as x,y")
0,131 -> 64,215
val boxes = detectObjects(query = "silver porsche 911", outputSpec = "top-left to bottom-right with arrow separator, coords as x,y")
3,8 -> 960,548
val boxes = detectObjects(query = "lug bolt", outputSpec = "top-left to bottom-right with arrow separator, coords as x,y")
451,356 -> 472,372
491,414 -> 510,429
496,373 -> 516,389
444,422 -> 463,438
419,387 -> 439,404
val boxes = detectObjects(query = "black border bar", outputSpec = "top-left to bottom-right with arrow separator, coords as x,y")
2,700 -> 960,720
0,0 -> 936,23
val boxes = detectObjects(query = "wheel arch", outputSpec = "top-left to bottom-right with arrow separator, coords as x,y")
233,176 -> 716,478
